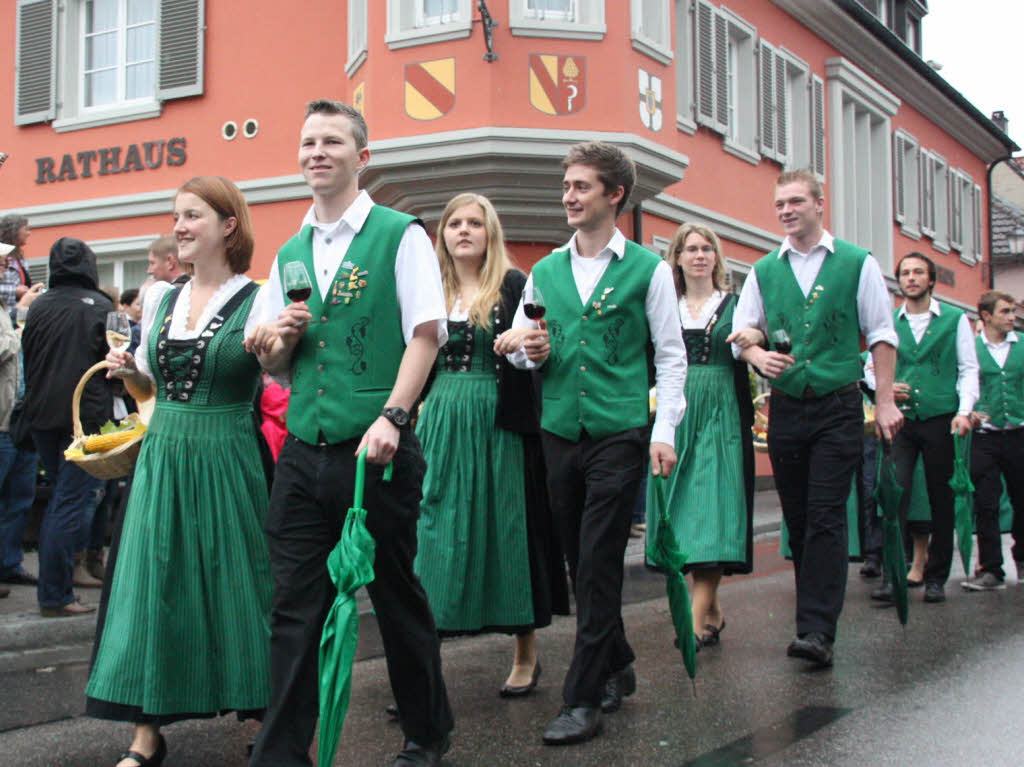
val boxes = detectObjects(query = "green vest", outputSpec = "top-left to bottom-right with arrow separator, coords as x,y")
893,302 -> 962,420
533,240 -> 660,441
754,238 -> 866,398
281,206 -> 413,444
976,332 -> 1024,428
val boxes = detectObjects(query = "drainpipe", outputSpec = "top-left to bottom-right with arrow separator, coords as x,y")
632,203 -> 643,245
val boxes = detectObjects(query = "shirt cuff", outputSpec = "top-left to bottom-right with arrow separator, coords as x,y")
651,420 -> 676,446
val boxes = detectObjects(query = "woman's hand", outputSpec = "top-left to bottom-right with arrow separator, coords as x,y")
493,327 -> 534,354
105,349 -> 137,378
725,327 -> 764,349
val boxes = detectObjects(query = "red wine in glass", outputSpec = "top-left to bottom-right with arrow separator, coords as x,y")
287,286 -> 312,302
523,302 -> 546,320
771,329 -> 792,355
283,261 -> 313,304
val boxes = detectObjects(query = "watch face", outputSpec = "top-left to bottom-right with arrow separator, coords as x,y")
385,407 -> 409,426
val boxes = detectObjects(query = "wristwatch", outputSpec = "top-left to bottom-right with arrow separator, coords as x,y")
380,406 -> 410,428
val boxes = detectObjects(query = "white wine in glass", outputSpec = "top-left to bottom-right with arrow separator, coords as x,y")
106,312 -> 132,353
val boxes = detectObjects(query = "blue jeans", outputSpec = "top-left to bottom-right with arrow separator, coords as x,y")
0,432 -> 38,576
32,429 -> 103,608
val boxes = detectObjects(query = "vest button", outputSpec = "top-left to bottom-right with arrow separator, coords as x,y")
319,341 -> 326,348
582,315 -> 588,321
804,322 -> 810,328
321,316 -> 328,323
580,365 -> 586,372
318,388 -> 325,396
580,340 -> 586,346
581,391 -> 587,397
317,364 -> 325,372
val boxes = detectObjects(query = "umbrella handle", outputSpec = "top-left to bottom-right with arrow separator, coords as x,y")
651,474 -> 668,522
353,448 -> 393,510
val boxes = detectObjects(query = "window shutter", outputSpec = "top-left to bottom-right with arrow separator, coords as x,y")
973,184 -> 983,259
759,41 -> 776,159
713,10 -> 729,133
949,172 -> 962,250
893,133 -> 905,223
27,261 -> 49,287
774,50 -> 788,164
157,0 -> 205,101
349,0 -> 368,65
695,0 -> 716,128
811,75 -> 825,178
14,0 -> 56,126
919,151 -> 933,235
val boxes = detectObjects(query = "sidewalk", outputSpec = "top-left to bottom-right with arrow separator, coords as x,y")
0,488 -> 785,658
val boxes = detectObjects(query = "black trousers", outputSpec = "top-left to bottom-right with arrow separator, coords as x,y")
541,427 -> 646,708
250,433 -> 452,767
892,413 -> 956,585
768,386 -> 862,640
971,428 -> 1024,578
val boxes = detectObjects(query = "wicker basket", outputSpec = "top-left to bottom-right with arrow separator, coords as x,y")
65,361 -> 146,480
751,392 -> 770,453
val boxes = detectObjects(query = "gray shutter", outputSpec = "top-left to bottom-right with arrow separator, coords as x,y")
949,171 -> 962,250
811,74 -> 825,178
893,133 -> 905,223
14,0 -> 56,126
759,40 -> 776,158
157,0 -> 205,101
695,0 -> 716,127
712,10 -> 729,133
973,184 -> 983,258
27,260 -> 49,287
774,50 -> 787,163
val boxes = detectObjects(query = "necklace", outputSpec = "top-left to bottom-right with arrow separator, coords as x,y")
685,292 -> 714,321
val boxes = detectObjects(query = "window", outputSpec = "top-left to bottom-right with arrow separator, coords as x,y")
15,0 -> 204,131
892,129 -> 920,238
632,0 -> 671,64
972,184 -> 984,263
758,42 -> 822,173
347,0 -> 367,76
949,169 -> 978,263
675,0 -> 694,133
919,150 -> 949,251
509,0 -> 605,40
825,57 -> 899,270
695,1 -> 758,164
386,0 -> 472,49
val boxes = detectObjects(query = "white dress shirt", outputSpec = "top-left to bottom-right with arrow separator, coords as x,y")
249,190 -> 447,346
509,229 -> 687,445
895,298 -> 979,415
978,330 -> 1021,430
731,230 -> 899,359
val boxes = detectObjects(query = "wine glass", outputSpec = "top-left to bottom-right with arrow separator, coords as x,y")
106,311 -> 132,374
283,261 -> 314,304
523,283 -> 546,324
770,329 -> 792,355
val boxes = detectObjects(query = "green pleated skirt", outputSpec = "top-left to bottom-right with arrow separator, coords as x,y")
647,365 -> 751,572
86,402 -> 271,716
414,371 -> 534,633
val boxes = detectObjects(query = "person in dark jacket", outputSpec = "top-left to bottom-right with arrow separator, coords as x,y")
21,237 -> 113,617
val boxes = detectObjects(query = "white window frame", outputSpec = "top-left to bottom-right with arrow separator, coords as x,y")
347,0 -> 368,76
949,168 -> 977,264
825,57 -> 899,271
16,0 -> 205,132
632,0 -> 672,65
892,128 -> 920,239
949,168 -> 965,253
675,0 -> 695,134
929,150 -> 950,253
79,0 -> 157,113
759,43 -> 812,170
509,0 -> 606,41
695,1 -> 758,165
386,0 -> 472,50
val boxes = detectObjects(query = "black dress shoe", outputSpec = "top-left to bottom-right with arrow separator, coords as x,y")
786,633 -> 834,667
870,581 -> 894,602
119,733 -> 167,767
392,734 -> 450,766
859,558 -> 882,578
600,664 -> 636,713
0,567 -> 38,586
542,706 -> 602,745
923,582 -> 946,603
500,660 -> 542,697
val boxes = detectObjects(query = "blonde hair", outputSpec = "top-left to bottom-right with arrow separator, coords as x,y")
436,193 -> 514,328
665,222 -> 728,297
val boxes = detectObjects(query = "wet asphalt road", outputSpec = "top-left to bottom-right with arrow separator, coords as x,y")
2,544 -> 1022,767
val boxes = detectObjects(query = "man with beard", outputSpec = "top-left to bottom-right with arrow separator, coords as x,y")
871,252 -> 978,605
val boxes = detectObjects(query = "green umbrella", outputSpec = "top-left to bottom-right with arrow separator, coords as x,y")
950,431 -> 975,577
317,449 -> 392,767
876,441 -> 909,625
645,474 -> 697,679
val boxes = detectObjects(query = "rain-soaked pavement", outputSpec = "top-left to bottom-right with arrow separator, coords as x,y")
2,535 -> 1022,767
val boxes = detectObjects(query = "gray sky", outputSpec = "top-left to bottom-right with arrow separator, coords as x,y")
922,0 -> 1022,149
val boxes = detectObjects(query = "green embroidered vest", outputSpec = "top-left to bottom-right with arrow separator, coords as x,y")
893,302 -> 962,420
754,238 -> 867,398
280,206 -> 413,444
975,333 -> 1024,428
533,240 -> 660,441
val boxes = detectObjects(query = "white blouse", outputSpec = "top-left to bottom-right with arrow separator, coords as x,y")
679,289 -> 727,330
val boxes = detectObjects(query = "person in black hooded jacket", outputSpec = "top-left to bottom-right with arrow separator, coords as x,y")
21,237 -> 113,617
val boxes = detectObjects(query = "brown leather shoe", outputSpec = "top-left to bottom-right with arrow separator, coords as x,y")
40,599 -> 96,618
86,549 -> 106,581
72,555 -> 103,588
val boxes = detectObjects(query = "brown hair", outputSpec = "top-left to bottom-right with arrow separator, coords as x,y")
176,176 -> 255,273
776,168 -> 823,200
665,222 -> 728,297
305,99 -> 368,151
562,141 -> 636,216
978,289 -> 1015,318
436,193 -> 515,329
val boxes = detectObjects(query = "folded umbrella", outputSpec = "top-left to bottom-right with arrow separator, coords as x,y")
646,474 -> 697,680
876,441 -> 909,625
950,431 -> 975,577
317,449 -> 391,767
